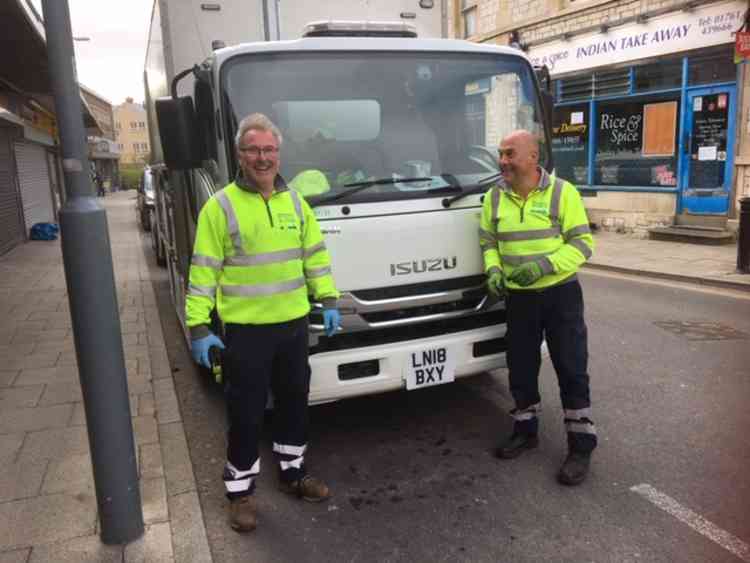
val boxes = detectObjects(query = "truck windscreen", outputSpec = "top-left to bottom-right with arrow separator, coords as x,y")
222,51 -> 546,203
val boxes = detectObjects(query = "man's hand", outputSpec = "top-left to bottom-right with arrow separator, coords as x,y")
508,262 -> 544,287
487,270 -> 506,297
323,308 -> 341,337
191,332 -> 225,368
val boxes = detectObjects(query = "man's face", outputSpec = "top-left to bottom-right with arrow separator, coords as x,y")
498,136 -> 537,187
238,129 -> 280,187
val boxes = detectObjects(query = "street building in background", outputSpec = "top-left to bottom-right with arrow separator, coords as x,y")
114,97 -> 150,165
450,0 -> 749,239
0,0 -> 115,254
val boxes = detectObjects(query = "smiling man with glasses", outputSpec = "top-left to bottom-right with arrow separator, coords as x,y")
185,113 -> 341,532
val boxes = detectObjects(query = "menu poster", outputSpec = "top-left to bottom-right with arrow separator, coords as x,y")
551,104 -> 588,183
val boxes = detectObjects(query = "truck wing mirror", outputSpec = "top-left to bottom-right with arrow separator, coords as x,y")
155,97 -> 206,170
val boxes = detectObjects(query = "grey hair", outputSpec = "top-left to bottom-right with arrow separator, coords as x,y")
234,113 -> 283,149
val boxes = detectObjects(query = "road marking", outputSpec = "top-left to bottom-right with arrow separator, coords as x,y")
631,484 -> 750,562
582,269 -> 750,301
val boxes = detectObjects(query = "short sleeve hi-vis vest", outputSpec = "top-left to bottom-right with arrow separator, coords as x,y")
479,169 -> 594,291
186,180 -> 339,334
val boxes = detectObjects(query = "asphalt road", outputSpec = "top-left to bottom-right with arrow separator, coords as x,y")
153,267 -> 750,563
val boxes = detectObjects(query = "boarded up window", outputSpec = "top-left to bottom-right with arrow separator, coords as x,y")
642,102 -> 678,156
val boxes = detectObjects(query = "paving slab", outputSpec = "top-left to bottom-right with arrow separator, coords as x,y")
140,443 -> 165,480
0,549 -> 31,563
141,477 -> 169,524
38,382 -> 82,406
0,404 -> 74,435
124,522 -> 175,563
18,427 -> 89,463
0,493 -> 97,550
0,386 -> 42,409
41,454 -> 95,495
159,422 -> 197,497
0,434 -> 24,465
28,535 -> 122,563
0,460 -> 46,502
168,492 -> 213,563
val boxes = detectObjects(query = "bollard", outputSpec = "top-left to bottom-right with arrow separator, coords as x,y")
738,197 -> 750,274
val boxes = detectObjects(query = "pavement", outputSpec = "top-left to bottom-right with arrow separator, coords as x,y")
0,191 -> 748,562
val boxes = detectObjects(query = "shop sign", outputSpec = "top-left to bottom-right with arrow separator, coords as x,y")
735,31 -> 750,63
528,0 -> 746,75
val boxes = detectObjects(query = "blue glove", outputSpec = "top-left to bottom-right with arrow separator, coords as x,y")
322,308 -> 341,337
191,332 -> 225,368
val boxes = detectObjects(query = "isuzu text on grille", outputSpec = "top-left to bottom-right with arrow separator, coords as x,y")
389,257 -> 457,276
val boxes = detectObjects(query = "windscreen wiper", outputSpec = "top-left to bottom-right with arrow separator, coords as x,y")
442,172 -> 504,208
310,177 -> 433,207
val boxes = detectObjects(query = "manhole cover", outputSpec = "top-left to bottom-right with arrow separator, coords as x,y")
654,320 -> 749,342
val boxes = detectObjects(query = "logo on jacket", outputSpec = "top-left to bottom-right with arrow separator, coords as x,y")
390,257 -> 457,276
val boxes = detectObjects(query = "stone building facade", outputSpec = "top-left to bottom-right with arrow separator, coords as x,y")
451,0 -> 750,234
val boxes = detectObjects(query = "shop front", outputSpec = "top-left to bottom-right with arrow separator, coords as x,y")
529,0 -> 746,230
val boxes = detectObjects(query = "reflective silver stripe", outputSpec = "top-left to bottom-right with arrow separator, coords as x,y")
273,443 -> 307,456
225,477 -> 253,492
224,247 -> 303,267
478,228 -> 497,243
490,186 -> 500,226
221,277 -> 305,297
191,254 -> 223,269
280,457 -> 305,471
566,421 -> 597,435
305,265 -> 331,278
511,402 -> 541,421
225,460 -> 260,478
216,190 -> 243,254
564,408 -> 592,420
289,189 -> 305,232
188,283 -> 216,298
501,252 -> 553,265
549,177 -> 565,225
564,224 -> 591,241
568,238 -> 593,260
496,226 -> 561,242
303,241 -> 326,259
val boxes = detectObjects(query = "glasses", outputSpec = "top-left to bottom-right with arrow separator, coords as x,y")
239,146 -> 279,157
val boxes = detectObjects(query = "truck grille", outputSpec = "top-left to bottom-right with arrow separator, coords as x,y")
310,310 -> 505,354
359,295 -> 484,324
350,275 -> 485,301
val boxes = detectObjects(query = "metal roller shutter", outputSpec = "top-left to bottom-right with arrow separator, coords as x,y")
14,141 -> 54,234
0,129 -> 25,255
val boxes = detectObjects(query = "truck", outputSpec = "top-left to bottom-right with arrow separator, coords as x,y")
143,0 -> 554,404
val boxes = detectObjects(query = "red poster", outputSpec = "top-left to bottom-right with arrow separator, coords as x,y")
736,32 -> 750,63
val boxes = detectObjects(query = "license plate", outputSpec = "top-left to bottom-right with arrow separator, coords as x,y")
404,346 -> 456,390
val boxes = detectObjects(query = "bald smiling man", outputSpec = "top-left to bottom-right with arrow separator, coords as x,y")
479,130 -> 598,486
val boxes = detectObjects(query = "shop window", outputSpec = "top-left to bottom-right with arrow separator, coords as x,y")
594,97 -> 679,187
688,47 -> 736,85
551,104 -> 589,185
559,69 -> 630,101
634,59 -> 682,92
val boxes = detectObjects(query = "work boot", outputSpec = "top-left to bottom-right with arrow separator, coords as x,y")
279,474 -> 331,502
494,433 -> 539,459
228,495 -> 257,532
557,451 -> 591,486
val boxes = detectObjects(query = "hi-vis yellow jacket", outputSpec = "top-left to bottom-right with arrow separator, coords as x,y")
186,175 -> 338,338
479,168 -> 594,291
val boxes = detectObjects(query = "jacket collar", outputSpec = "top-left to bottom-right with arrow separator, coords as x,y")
235,170 -> 288,194
501,166 -> 552,194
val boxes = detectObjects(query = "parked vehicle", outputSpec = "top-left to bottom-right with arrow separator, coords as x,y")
144,0 -> 554,404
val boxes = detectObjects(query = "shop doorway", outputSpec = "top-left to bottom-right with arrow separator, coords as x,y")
680,86 -> 736,215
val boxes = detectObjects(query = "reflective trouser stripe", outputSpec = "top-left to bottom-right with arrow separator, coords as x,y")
192,254 -> 223,269
216,190 -> 243,254
221,277 -> 305,297
565,408 -> 592,419
274,443 -> 306,472
496,226 -> 562,242
566,421 -> 597,435
188,283 -> 216,298
224,460 -> 260,493
224,247 -> 303,267
511,402 -> 541,421
273,443 -> 307,456
280,457 -> 305,471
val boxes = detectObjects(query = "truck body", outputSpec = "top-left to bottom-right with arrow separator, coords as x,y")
144,0 -> 553,404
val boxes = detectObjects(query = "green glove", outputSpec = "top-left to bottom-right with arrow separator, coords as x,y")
509,262 -> 543,287
487,270 -> 505,297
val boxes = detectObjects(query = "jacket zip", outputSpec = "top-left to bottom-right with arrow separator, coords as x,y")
262,195 -> 274,227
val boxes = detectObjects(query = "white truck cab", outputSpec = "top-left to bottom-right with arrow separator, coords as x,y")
145,12 -> 554,404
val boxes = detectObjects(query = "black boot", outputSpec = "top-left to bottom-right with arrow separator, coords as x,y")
557,451 -> 591,485
494,433 -> 539,459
